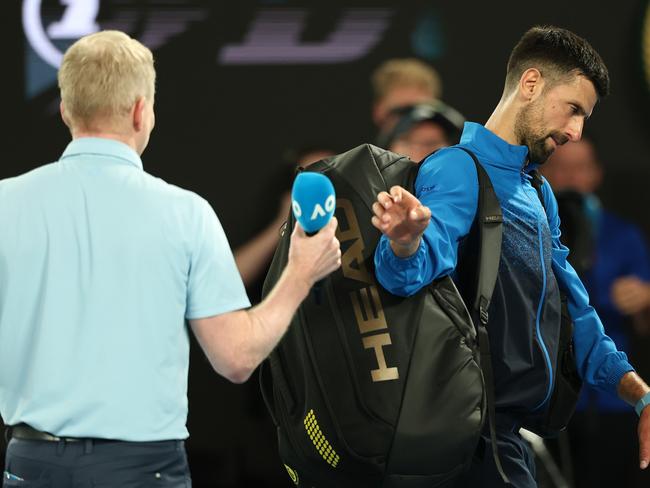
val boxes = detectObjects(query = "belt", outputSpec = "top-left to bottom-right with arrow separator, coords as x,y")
9,424 -> 84,442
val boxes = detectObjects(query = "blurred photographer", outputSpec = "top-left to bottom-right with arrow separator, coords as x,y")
376,100 -> 465,162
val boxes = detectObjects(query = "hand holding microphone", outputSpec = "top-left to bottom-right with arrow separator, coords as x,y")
288,173 -> 341,296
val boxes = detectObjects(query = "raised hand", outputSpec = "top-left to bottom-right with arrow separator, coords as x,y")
371,185 -> 431,257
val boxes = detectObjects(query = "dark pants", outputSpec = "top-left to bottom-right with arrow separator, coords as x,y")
456,416 -> 537,488
3,437 -> 191,487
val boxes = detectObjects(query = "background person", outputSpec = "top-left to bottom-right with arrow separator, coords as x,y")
370,58 -> 444,132
376,100 -> 465,161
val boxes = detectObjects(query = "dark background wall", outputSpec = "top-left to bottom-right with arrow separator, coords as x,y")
2,1 -> 650,486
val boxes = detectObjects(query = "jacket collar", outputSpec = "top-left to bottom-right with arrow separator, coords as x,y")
459,122 -> 532,172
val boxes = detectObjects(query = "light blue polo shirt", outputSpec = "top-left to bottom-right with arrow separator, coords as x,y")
0,138 -> 250,441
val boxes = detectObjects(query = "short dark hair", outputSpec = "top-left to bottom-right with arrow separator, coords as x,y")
505,26 -> 609,98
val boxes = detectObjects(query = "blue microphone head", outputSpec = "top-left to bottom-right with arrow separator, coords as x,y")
291,172 -> 336,234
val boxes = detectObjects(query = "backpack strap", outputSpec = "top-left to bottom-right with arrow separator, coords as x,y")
455,147 -> 511,486
409,147 -> 502,314
455,148 -> 503,322
529,170 -> 547,211
409,147 -> 509,484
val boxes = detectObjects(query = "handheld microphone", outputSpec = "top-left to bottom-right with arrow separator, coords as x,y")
291,172 -> 336,304
291,172 -> 336,235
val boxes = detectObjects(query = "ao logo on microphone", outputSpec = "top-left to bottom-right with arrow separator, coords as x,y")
292,195 -> 335,222
291,172 -> 336,234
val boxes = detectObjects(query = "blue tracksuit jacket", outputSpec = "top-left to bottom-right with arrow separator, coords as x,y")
374,122 -> 634,415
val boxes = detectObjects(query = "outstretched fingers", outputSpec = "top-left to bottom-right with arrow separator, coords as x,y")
389,185 -> 403,203
410,205 -> 432,223
376,191 -> 394,210
371,215 -> 386,232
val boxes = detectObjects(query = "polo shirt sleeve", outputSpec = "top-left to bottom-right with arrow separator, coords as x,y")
185,197 -> 251,319
542,178 -> 634,396
374,147 -> 478,297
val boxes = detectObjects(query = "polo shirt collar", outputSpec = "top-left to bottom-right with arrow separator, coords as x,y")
60,137 -> 143,170
460,122 -> 531,172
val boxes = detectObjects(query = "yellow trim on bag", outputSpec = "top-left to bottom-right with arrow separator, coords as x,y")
304,409 -> 340,468
284,464 -> 299,485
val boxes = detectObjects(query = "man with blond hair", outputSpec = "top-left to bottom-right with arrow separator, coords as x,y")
0,30 -> 340,487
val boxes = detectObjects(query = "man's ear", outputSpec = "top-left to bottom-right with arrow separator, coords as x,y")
519,68 -> 544,102
132,97 -> 146,131
60,101 -> 71,128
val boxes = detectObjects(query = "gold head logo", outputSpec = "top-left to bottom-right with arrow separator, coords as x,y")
336,198 -> 399,383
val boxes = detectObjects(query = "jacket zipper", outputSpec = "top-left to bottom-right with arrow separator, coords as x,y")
532,214 -> 554,411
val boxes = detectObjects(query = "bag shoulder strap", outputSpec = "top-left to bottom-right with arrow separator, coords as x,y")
455,147 -> 503,320
454,147 -> 511,486
408,146 -> 503,315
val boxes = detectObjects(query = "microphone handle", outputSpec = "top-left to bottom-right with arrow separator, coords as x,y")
303,227 -> 326,305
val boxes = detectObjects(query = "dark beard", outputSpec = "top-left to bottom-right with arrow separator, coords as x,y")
514,101 -> 561,165
528,137 -> 555,165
